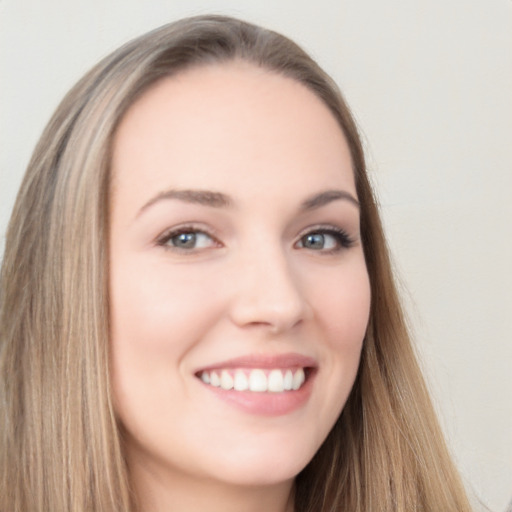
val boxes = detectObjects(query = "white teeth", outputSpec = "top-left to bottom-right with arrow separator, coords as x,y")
210,371 -> 220,387
292,368 -> 305,390
267,369 -> 284,392
220,370 -> 234,390
234,370 -> 249,391
200,368 -> 308,393
284,369 -> 293,391
249,369 -> 267,392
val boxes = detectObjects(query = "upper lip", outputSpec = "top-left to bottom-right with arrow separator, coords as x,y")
195,353 -> 317,373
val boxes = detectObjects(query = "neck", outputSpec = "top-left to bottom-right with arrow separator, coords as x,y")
130,458 -> 295,512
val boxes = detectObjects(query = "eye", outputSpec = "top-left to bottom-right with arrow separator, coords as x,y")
157,227 -> 219,251
296,227 -> 354,252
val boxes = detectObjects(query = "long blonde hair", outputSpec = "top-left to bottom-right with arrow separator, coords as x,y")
0,15 -> 472,511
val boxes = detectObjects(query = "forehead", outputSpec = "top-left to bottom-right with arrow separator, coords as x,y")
111,61 -> 355,209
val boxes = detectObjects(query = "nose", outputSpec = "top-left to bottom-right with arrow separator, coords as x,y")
228,246 -> 311,334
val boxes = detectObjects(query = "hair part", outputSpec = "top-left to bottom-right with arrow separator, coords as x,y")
0,15 -> 472,511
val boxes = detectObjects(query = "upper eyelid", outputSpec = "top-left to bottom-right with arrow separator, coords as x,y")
157,222 -> 216,236
154,222 -> 357,246
296,223 -> 353,237
156,224 -> 220,245
295,224 -> 357,248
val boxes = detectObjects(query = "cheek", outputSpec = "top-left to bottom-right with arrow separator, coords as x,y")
108,257 -> 228,412
110,257 -> 223,353
311,259 -> 371,349
108,258 -> 235,460
293,258 -> 370,456
312,257 -> 370,403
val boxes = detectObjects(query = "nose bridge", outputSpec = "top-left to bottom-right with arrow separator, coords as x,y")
229,234 -> 308,332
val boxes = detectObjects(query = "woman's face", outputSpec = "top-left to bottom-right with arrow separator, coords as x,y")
109,62 -> 370,492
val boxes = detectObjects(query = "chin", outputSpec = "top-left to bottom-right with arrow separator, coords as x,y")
200,441 -> 316,487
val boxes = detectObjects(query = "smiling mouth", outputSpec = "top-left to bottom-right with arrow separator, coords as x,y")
196,367 -> 311,393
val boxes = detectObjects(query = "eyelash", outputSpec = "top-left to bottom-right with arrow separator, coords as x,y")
295,226 -> 356,254
156,224 -> 356,254
156,224 -> 220,252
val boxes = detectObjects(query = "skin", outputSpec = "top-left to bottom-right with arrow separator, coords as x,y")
109,61 -> 371,512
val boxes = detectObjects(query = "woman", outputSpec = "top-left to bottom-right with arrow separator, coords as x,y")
0,15 -> 472,512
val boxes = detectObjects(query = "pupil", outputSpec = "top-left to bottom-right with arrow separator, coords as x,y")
304,233 -> 324,249
174,232 -> 196,248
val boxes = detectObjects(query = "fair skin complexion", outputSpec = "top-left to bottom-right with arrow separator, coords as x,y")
109,62 -> 371,512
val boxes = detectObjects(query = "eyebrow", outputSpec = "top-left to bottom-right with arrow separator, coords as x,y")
137,187 -> 359,218
299,189 -> 360,211
138,189 -> 232,216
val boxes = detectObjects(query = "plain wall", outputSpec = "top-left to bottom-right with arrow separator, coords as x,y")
1,1 -> 511,510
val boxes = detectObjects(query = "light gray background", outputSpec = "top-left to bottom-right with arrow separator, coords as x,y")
1,1 -> 511,510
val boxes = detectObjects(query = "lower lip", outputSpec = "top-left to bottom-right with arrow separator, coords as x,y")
198,371 -> 315,416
